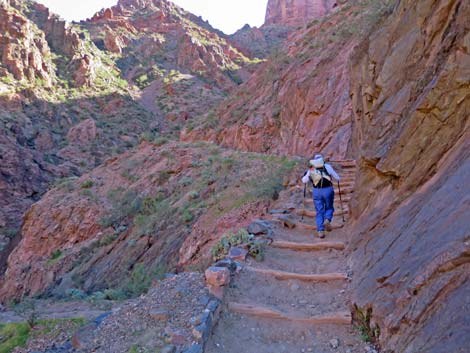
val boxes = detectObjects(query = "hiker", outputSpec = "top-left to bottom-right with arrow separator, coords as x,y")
302,154 -> 340,238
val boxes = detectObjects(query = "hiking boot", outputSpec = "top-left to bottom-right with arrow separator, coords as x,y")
317,231 -> 326,239
324,219 -> 332,232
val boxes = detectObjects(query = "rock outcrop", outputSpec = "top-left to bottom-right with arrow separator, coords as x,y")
0,1 -> 54,84
265,0 -> 341,26
349,0 -> 470,351
83,0 -> 258,132
229,24 -> 291,59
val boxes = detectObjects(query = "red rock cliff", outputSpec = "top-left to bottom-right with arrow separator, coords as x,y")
349,0 -> 470,351
183,1 -> 390,159
265,0 -> 340,26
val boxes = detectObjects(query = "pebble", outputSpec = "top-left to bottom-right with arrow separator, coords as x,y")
329,338 -> 340,349
290,283 -> 300,291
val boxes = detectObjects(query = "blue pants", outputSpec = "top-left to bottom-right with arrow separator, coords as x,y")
313,186 -> 335,231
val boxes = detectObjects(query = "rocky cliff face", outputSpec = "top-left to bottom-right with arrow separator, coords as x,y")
265,0 -> 341,26
349,0 -> 470,351
82,0 -> 258,132
183,1 -> 392,159
0,0 -> 157,274
0,1 -> 54,85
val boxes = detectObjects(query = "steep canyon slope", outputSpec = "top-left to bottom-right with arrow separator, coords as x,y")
183,0 -> 394,159
0,0 -> 155,271
82,0 -> 258,132
0,0 -> 259,276
349,0 -> 470,351
0,141 -> 297,300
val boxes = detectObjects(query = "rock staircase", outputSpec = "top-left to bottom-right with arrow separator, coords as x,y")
205,160 -> 370,353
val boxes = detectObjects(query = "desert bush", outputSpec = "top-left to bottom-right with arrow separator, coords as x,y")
353,304 -> 381,343
81,180 -> 93,189
211,229 -> 251,261
121,263 -> 167,297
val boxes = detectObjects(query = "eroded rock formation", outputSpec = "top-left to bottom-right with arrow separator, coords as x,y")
349,0 -> 470,351
183,1 -> 389,158
0,1 -> 54,84
265,0 -> 340,26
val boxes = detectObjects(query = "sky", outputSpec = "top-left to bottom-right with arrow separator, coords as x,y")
36,0 -> 269,34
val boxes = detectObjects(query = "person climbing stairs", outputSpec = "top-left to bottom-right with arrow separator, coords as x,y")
205,160 -> 371,353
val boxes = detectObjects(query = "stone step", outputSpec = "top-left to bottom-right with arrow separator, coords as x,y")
295,182 -> 355,190
295,221 -> 345,231
271,240 -> 345,251
252,246 -> 346,274
246,267 -> 348,282
328,159 -> 356,166
304,196 -> 352,205
296,208 -> 349,218
228,303 -> 351,325
271,216 -> 346,231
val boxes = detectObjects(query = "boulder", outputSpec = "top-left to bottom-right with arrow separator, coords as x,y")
228,247 -> 248,262
205,266 -> 230,287
279,215 -> 296,229
247,220 -> 272,236
214,258 -> 237,274
66,119 -> 97,146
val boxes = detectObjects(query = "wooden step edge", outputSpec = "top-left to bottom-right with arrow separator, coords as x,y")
296,209 -> 349,218
228,303 -> 352,325
294,222 -> 345,231
271,240 -> 346,251
305,198 -> 352,204
246,267 -> 348,282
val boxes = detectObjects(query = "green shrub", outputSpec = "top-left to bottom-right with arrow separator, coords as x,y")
0,323 -> 30,353
154,136 -> 169,146
100,189 -> 142,228
102,289 -> 127,301
81,180 -> 93,189
54,177 -> 77,192
211,229 -> 252,261
99,233 -> 117,247
133,199 -> 173,237
46,250 -> 63,267
181,209 -> 193,223
3,228 -> 19,239
353,304 -> 381,343
187,191 -> 199,200
121,263 -> 167,297
65,288 -> 87,300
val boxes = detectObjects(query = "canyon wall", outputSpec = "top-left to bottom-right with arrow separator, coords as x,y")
183,1 -> 392,159
265,0 -> 340,26
349,0 -> 470,351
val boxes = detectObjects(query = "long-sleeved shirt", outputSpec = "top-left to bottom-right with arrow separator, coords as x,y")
302,163 -> 340,184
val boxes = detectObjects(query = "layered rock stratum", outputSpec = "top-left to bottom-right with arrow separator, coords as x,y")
265,0 -> 341,26
349,0 -> 470,351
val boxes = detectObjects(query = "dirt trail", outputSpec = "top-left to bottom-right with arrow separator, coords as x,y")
206,161 -> 376,353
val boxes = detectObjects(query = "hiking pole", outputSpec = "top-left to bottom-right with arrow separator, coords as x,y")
337,181 -> 346,223
301,183 -> 307,221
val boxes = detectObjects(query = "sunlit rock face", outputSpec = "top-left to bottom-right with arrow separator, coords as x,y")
265,0 -> 340,26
